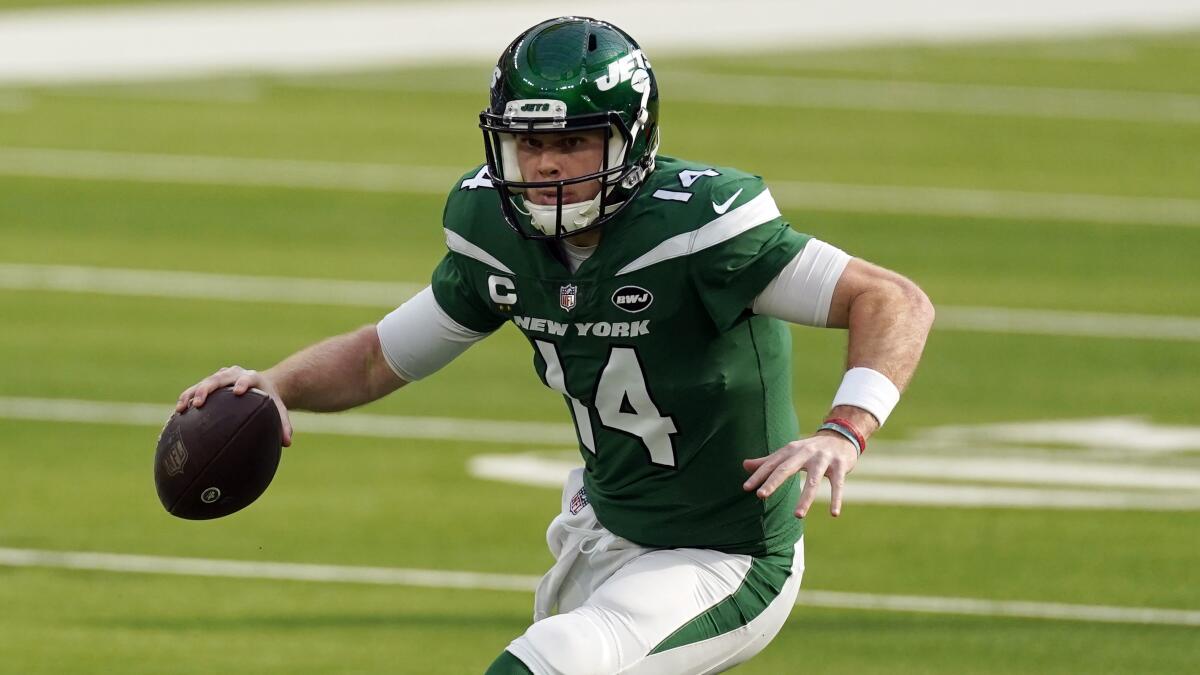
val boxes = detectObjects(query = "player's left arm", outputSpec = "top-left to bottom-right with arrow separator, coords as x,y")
743,256 -> 935,517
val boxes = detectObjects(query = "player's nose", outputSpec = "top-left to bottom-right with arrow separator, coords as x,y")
536,150 -> 562,178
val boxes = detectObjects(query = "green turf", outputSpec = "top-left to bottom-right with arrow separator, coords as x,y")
0,568 -> 526,675
685,32 -> 1200,94
761,608 -> 1200,675
2,29 -> 1199,674
2,567 -> 1195,675
5,65 -> 1199,197
3,178 -> 1199,315
3,418 -> 1199,609
5,289 -> 1200,430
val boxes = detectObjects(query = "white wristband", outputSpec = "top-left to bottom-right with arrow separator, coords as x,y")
831,367 -> 901,426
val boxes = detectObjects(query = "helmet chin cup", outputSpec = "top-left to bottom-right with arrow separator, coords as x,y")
525,194 -> 602,236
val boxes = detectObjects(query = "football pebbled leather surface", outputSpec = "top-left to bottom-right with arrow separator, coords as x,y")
154,386 -> 283,520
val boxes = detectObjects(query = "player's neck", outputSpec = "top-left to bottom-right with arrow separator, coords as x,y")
559,230 -> 599,274
565,229 -> 602,249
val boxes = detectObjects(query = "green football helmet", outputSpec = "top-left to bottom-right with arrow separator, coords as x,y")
480,16 -> 660,239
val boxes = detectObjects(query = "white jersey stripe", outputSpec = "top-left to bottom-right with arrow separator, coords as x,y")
443,228 -> 513,274
616,189 -> 783,276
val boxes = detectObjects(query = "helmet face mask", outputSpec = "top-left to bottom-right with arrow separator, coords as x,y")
479,17 -> 660,240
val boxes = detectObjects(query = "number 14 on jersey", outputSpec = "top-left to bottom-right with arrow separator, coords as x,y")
534,340 -> 679,468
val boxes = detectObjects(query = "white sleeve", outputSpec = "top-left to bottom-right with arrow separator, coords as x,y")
375,286 -> 492,382
751,239 -> 851,327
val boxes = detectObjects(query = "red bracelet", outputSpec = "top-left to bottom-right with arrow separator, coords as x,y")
822,417 -> 867,455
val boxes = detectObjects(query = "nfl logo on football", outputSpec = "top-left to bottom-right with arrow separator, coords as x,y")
559,284 -> 578,312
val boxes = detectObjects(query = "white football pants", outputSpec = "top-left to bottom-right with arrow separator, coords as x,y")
506,468 -> 804,675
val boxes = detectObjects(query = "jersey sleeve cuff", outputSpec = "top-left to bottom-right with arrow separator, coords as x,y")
376,286 -> 490,382
751,239 -> 851,327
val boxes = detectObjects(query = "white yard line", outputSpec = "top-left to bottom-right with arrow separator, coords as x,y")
665,72 -> 1200,124
0,396 -> 576,446
3,147 -> 1200,228
933,306 -> 1200,342
919,417 -> 1200,454
466,454 -> 1200,511
765,181 -> 1200,228
3,395 -> 1198,510
2,1 -> 1198,85
49,79 -> 264,104
3,263 -> 1198,342
1,547 -> 1196,626
0,263 -> 423,308
835,480 -> 1200,510
0,147 -> 451,194
794,589 -> 1200,626
282,68 -> 1200,125
0,547 -> 539,593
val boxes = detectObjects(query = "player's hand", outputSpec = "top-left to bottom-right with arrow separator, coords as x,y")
174,366 -> 294,446
742,433 -> 859,518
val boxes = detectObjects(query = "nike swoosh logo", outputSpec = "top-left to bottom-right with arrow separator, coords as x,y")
712,188 -> 743,215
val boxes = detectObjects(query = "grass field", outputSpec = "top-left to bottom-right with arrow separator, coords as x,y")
2,18 -> 1199,675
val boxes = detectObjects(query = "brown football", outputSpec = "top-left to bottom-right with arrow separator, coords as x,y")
153,386 -> 283,520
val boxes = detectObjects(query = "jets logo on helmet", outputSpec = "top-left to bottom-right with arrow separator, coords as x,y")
594,50 -> 650,92
479,17 -> 660,240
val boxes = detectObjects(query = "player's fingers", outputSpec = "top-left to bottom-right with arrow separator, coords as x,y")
743,456 -> 769,471
232,370 -> 259,395
743,454 -> 784,492
192,368 -> 241,406
175,386 -> 197,412
795,459 -> 832,518
755,456 -> 804,499
742,456 -> 775,486
275,400 -> 293,447
191,377 -> 220,407
829,468 -> 847,517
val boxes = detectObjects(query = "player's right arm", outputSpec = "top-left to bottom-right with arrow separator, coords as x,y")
177,175 -> 509,445
743,248 -> 935,517
174,323 -> 406,447
175,283 -> 494,446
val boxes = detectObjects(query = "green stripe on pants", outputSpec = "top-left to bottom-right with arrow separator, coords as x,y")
649,546 -> 795,655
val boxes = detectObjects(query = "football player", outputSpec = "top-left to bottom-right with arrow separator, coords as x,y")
176,16 -> 934,675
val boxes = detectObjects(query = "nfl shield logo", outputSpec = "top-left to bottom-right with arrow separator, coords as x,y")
559,284 -> 578,312
161,426 -> 188,476
569,487 -> 589,515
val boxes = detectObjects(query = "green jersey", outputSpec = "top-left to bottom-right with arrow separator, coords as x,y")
432,156 -> 811,556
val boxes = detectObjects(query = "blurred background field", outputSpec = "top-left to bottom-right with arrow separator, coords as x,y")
1,1 -> 1199,673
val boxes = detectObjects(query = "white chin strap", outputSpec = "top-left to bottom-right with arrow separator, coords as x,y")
524,194 -> 603,236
